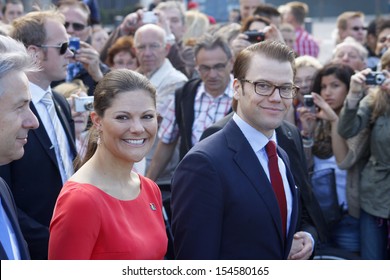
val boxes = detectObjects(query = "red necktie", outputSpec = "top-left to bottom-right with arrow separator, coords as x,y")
265,140 -> 287,237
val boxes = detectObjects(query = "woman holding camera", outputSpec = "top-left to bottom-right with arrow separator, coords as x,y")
338,62 -> 390,259
298,63 -> 359,255
48,70 -> 168,259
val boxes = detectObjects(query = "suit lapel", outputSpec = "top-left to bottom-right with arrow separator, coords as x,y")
277,147 -> 299,258
30,103 -> 59,167
223,120 -> 285,242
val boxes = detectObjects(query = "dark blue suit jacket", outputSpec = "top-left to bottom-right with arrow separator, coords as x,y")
0,178 -> 30,260
171,119 -> 299,259
0,92 -> 76,260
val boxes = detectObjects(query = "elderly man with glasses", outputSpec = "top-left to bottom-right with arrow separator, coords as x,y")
0,9 -> 77,260
133,24 -> 187,208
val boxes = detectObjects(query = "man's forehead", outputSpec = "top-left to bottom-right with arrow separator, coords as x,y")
61,6 -> 89,22
138,30 -> 164,43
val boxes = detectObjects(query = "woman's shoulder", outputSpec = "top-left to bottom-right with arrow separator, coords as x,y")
59,181 -> 103,204
138,175 -> 162,199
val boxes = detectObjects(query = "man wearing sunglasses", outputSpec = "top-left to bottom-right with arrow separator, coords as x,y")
56,0 -> 110,96
336,11 -> 367,45
0,9 -> 77,260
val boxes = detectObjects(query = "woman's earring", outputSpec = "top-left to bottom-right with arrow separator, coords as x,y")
96,130 -> 101,145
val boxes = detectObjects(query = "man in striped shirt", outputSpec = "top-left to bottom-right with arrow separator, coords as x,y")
146,34 -> 234,181
282,1 -> 319,58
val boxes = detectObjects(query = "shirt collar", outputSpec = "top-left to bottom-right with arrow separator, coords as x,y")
232,113 -> 277,152
30,82 -> 52,106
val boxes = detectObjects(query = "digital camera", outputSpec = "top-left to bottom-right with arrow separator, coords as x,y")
244,31 -> 265,43
69,37 -> 80,53
143,11 -> 158,24
74,96 -> 94,112
366,72 -> 386,85
303,95 -> 316,114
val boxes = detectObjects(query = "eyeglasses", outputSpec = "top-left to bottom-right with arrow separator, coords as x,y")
65,21 -> 87,31
197,61 -> 229,74
135,43 -> 163,52
351,26 -> 367,31
240,79 -> 299,99
38,42 -> 69,55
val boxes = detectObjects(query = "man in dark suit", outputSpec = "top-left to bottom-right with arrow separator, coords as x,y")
171,41 -> 311,259
0,35 -> 39,259
201,114 -> 328,249
0,10 -> 77,259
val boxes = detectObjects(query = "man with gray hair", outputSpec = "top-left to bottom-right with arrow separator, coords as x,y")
0,9 -> 77,259
0,35 -> 39,259
134,23 -> 187,190
332,36 -> 368,71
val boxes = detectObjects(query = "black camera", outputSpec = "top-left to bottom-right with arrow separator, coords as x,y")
303,95 -> 316,114
366,72 -> 386,85
244,31 -> 265,43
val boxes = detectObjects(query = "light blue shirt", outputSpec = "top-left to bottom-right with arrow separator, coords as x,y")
0,198 -> 21,259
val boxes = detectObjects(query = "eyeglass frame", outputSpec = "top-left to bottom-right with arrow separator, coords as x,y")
196,60 -> 230,74
239,79 -> 299,99
64,21 -> 87,31
37,42 -> 69,55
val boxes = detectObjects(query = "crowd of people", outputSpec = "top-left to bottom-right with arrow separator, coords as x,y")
0,0 -> 389,260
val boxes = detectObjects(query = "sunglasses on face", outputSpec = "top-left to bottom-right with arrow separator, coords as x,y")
65,21 -> 87,31
38,42 -> 69,55
351,26 -> 367,31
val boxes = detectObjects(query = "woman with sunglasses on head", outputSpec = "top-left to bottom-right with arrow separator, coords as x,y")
49,69 -> 168,260
298,63 -> 360,256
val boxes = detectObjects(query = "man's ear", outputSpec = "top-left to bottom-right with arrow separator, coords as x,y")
26,45 -> 41,62
233,78 -> 242,97
164,42 -> 171,56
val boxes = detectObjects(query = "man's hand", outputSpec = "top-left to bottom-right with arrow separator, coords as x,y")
74,41 -> 103,82
288,231 -> 313,260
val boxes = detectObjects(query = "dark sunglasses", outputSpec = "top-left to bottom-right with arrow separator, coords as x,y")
38,42 -> 69,55
64,21 -> 86,31
351,26 -> 367,31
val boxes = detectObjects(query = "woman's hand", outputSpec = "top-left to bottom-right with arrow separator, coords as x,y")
312,92 -> 338,123
349,68 -> 371,97
297,101 -> 316,137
